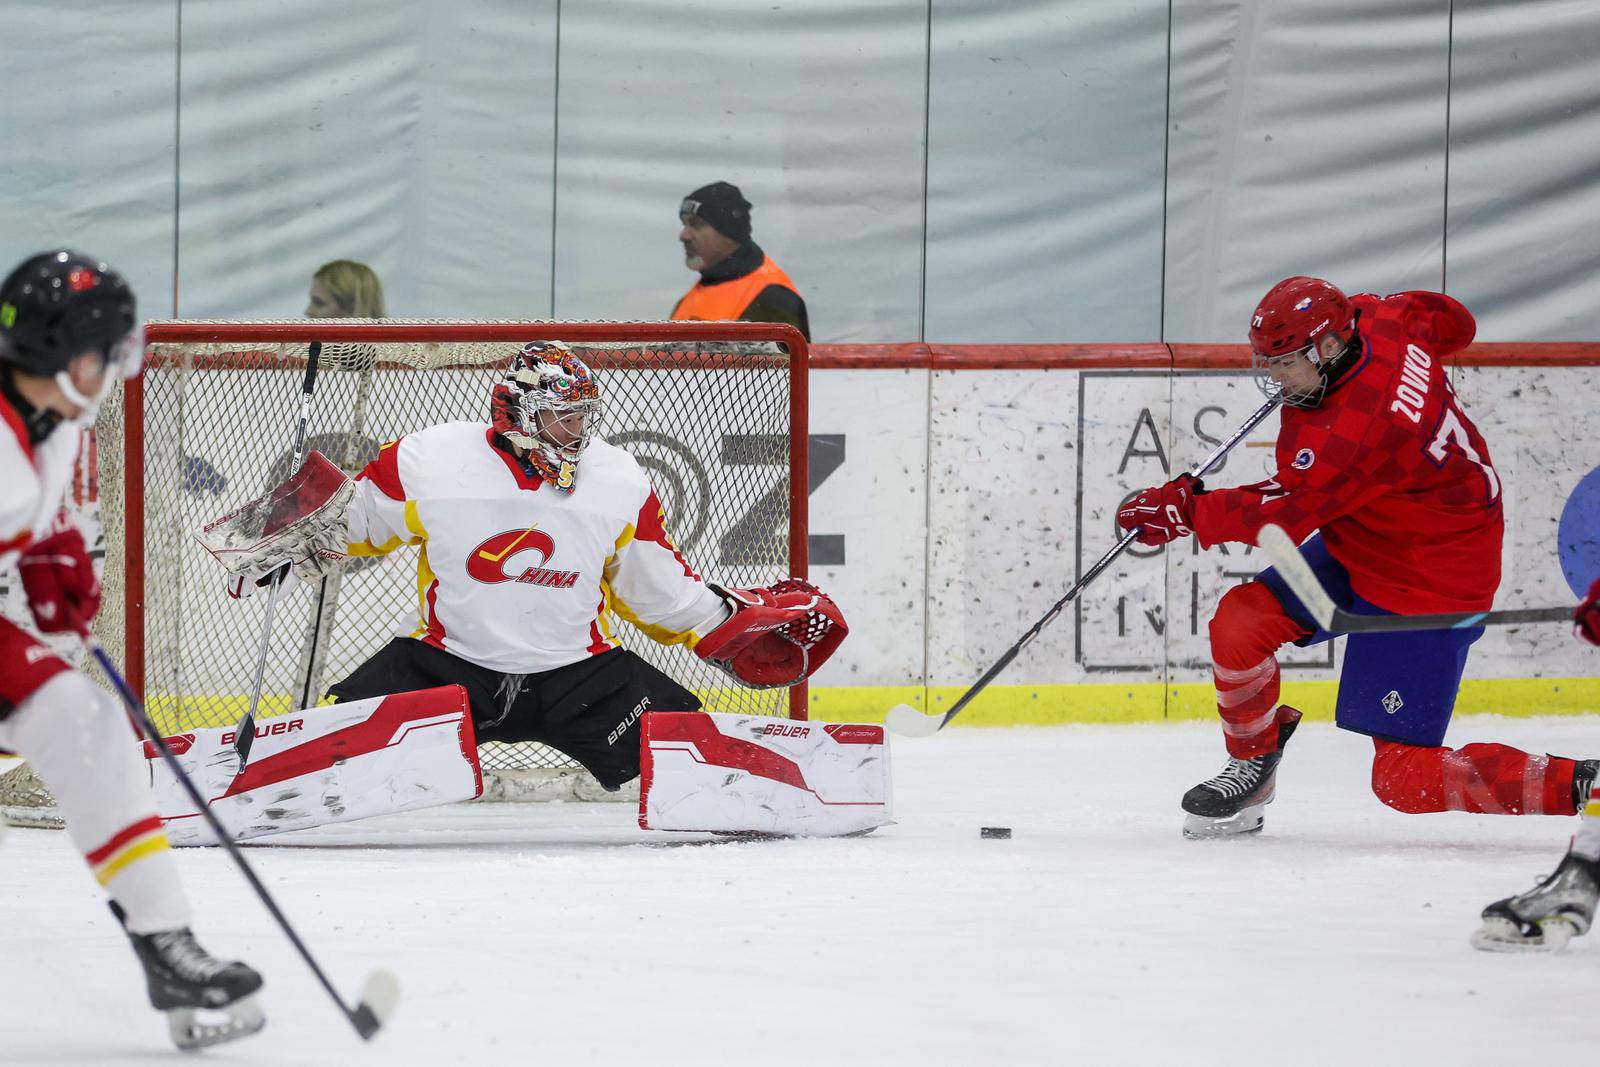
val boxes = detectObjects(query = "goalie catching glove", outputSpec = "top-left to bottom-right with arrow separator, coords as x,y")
693,578 -> 848,688
196,451 -> 354,599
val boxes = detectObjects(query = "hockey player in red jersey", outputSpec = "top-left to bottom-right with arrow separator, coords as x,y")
0,252 -> 262,1048
1472,578 -> 1600,951
230,341 -> 846,794
1116,275 -> 1596,838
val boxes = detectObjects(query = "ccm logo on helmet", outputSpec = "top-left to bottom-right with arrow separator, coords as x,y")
467,526 -> 581,588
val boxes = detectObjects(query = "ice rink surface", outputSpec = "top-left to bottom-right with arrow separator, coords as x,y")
4,717 -> 1599,1066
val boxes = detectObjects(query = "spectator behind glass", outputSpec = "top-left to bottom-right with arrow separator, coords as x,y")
671,182 -> 809,341
306,260 -> 386,318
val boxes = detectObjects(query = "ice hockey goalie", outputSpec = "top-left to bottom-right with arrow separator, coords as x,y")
203,342 -> 865,837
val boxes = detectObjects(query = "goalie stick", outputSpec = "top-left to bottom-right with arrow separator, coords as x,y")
296,345 -> 378,709
887,397 -> 1282,738
1254,524 -> 1574,633
234,341 -> 324,770
87,637 -> 399,1041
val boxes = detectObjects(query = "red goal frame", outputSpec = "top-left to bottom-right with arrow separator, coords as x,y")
129,320 -> 811,720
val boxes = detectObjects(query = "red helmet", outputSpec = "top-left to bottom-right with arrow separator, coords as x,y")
1248,276 -> 1353,357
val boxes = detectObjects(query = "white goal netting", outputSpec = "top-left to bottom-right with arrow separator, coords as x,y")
1,320 -> 805,819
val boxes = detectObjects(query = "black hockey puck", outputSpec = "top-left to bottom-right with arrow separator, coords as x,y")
980,826 -> 1012,839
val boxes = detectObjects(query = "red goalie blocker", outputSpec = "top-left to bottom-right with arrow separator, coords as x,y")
693,578 -> 848,688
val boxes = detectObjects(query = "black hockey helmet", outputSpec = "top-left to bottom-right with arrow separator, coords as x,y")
0,250 -> 138,377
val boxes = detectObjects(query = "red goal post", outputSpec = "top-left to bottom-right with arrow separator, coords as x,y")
100,320 -> 809,783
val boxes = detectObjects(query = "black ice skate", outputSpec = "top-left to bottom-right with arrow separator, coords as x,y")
115,904 -> 265,1050
1472,849 -> 1600,953
1181,706 -> 1302,840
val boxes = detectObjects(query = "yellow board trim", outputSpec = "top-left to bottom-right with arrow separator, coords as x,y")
130,678 -> 1600,734
94,834 -> 170,886
806,678 -> 1600,725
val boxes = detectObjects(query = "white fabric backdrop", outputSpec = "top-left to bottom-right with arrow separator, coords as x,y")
1,1 -> 1596,340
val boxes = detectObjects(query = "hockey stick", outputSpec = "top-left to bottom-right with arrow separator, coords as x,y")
1254,524 -> 1574,633
86,638 -> 399,1040
295,346 -> 376,709
887,397 -> 1282,738
234,341 -> 324,766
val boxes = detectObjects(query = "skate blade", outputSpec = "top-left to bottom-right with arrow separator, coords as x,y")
0,805 -> 65,830
1471,915 -> 1580,954
168,993 -> 266,1050
1183,805 -> 1266,840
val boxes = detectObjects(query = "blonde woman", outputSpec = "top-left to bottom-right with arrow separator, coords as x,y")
305,260 -> 385,319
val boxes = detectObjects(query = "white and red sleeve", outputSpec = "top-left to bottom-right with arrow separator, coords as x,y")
0,414 -> 41,568
603,486 -> 725,645
346,438 -> 423,557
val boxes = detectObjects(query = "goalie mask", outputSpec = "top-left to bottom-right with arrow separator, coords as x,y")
1248,276 -> 1356,409
490,341 -> 602,492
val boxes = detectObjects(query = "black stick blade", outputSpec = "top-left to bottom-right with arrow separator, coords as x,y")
350,969 -> 400,1040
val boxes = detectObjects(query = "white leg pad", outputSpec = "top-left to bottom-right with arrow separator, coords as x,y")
149,685 -> 481,845
639,712 -> 891,837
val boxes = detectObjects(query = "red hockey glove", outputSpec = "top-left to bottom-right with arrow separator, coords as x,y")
1116,474 -> 1203,546
18,528 -> 101,635
1576,578 -> 1600,647
694,578 -> 848,689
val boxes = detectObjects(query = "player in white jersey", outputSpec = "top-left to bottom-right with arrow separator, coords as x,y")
1472,578 -> 1600,952
0,252 -> 264,1049
231,341 -> 845,790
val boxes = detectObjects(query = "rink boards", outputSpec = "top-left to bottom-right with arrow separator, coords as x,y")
800,346 -> 1600,725
3,347 -> 1589,730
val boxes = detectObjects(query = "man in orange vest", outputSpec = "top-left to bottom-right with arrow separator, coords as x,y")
672,182 -> 810,340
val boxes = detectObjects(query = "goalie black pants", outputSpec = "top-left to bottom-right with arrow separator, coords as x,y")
326,638 -> 701,789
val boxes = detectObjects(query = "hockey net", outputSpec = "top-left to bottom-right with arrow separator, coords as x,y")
1,320 -> 806,821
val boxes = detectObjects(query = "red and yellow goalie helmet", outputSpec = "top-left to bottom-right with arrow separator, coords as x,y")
490,341 -> 603,492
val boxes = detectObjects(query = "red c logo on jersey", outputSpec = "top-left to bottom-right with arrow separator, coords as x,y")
467,526 -> 583,588
467,526 -> 558,584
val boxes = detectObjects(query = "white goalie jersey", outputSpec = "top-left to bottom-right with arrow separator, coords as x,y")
346,421 -> 726,674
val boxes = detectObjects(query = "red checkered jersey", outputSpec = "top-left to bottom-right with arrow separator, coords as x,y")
1193,290 -> 1503,613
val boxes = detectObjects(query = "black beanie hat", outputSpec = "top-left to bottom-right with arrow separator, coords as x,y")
680,182 -> 752,244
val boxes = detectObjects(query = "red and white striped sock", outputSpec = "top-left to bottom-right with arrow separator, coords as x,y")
1371,738 -> 1579,816
1209,581 -> 1310,759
